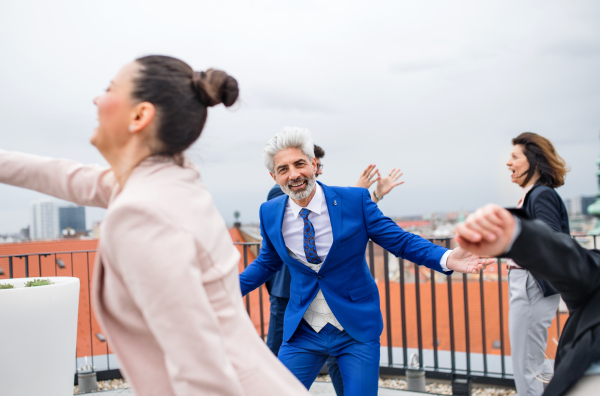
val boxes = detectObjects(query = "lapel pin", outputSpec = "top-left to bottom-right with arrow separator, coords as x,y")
333,200 -> 338,206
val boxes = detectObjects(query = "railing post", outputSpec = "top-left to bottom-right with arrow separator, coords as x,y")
430,268 -> 438,371
463,273 -> 471,375
446,240 -> 456,373
258,285 -> 265,340
383,251 -> 393,367
9,256 -> 13,279
479,270 -> 488,375
414,262 -> 423,369
498,258 -> 506,377
24,256 -> 29,278
556,307 -> 561,341
243,245 -> 250,315
399,257 -> 408,367
85,252 -> 95,371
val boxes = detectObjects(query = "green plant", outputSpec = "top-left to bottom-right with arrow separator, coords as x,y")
24,279 -> 54,287
0,283 -> 15,289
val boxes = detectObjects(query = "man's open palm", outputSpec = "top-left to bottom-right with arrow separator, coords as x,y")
446,246 -> 495,274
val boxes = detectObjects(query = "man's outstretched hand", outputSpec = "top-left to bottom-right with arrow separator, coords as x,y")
454,204 -> 516,258
446,246 -> 495,273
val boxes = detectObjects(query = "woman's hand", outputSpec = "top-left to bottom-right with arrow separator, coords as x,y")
355,164 -> 380,189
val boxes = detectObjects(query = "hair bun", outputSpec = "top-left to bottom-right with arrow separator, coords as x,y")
192,69 -> 239,107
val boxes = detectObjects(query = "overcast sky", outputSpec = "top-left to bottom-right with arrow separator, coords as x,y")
0,0 -> 599,233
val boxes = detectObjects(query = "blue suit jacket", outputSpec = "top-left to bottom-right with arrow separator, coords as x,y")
240,182 -> 449,343
265,184 -> 292,298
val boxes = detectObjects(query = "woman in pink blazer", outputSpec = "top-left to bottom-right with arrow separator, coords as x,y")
0,56 -> 308,396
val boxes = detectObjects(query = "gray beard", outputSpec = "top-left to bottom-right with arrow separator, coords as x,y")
281,174 -> 317,200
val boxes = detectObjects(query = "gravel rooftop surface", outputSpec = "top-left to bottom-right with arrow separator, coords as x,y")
74,379 -> 129,394
74,376 -> 517,395
315,375 -> 517,395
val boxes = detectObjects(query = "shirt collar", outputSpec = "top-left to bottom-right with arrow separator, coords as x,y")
287,182 -> 324,219
517,184 -> 535,209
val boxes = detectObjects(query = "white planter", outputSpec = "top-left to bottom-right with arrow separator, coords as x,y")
0,277 -> 80,396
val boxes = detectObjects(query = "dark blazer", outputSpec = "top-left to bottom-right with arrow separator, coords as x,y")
502,212 -> 600,396
521,184 -> 570,296
264,184 -> 292,298
240,182 -> 449,343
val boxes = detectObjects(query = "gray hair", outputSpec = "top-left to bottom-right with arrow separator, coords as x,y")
263,127 -> 315,173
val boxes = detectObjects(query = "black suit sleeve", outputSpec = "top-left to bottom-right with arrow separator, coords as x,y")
504,217 -> 600,311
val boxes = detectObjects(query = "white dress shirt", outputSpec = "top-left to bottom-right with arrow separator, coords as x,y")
282,183 -> 342,332
282,183 -> 333,263
281,183 -> 451,333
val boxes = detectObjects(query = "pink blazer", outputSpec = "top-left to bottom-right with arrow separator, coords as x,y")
0,150 -> 309,396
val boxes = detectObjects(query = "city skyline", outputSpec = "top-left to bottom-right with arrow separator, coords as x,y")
27,200 -> 88,241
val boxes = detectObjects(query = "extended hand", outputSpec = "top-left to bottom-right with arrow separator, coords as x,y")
446,246 -> 495,274
455,204 -> 516,257
375,168 -> 404,198
355,164 -> 380,189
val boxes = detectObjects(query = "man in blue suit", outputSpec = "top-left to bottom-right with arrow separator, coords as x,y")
266,144 -> 346,394
240,127 -> 491,395
264,144 -> 326,359
266,144 -> 404,396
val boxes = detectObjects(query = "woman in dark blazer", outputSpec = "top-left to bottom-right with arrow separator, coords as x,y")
505,132 -> 570,396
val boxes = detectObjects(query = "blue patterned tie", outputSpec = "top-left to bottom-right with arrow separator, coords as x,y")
299,208 -> 322,264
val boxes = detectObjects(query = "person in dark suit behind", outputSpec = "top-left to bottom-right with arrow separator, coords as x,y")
455,204 -> 600,396
265,144 -> 403,396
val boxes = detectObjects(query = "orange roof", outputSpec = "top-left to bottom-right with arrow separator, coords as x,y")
396,220 -> 430,229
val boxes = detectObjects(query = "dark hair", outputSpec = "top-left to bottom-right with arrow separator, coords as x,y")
512,132 -> 569,188
314,144 -> 325,159
132,55 -> 239,161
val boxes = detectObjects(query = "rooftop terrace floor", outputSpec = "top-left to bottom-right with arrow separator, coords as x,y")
76,381 -> 421,395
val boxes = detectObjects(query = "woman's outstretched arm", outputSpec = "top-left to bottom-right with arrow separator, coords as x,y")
0,150 -> 115,208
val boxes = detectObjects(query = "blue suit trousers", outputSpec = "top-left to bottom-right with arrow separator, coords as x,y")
278,320 -> 380,396
267,296 -> 345,395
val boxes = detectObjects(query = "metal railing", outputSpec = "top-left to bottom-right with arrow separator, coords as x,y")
237,237 -> 586,387
1,234 -> 595,387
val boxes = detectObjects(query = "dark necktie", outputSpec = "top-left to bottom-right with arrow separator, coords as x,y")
299,208 -> 322,264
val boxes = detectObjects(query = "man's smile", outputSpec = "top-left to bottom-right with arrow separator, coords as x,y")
289,179 -> 308,190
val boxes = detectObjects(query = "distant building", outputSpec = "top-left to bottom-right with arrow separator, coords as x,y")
19,226 -> 30,241
30,200 -> 60,240
582,196 -> 596,215
30,201 -> 87,240
59,206 -> 86,234
566,195 -> 597,216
